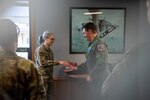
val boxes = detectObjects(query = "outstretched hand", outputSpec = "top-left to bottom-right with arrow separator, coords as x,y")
58,61 -> 78,72
64,66 -> 78,72
58,61 -> 70,66
64,61 -> 78,72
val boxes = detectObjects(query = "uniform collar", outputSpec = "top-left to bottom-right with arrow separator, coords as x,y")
88,35 -> 98,47
0,49 -> 17,56
42,44 -> 51,51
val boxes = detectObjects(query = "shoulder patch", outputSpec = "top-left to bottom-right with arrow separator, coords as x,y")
97,44 -> 105,52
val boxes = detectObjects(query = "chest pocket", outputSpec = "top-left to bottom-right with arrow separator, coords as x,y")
45,50 -> 54,61
86,46 -> 96,59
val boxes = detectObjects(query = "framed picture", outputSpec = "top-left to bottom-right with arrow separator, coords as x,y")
70,7 -> 126,54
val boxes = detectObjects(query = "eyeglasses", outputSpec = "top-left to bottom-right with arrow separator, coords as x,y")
50,38 -> 56,41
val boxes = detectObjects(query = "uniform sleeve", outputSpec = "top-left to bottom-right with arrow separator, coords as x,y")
36,50 -> 59,67
89,43 -> 108,78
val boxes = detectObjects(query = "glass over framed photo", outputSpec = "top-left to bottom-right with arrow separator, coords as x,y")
70,7 -> 126,54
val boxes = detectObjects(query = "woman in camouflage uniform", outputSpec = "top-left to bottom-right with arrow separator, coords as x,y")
34,31 -> 70,100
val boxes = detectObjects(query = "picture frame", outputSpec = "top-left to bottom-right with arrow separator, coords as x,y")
70,7 -> 126,54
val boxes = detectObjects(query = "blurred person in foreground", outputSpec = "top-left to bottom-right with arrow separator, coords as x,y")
34,31 -> 76,100
102,0 -> 150,100
0,18 -> 44,100
66,22 -> 109,100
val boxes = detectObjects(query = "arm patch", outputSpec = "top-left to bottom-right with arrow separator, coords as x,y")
97,44 -> 105,52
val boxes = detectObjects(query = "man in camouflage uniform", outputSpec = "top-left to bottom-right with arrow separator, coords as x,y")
68,22 -> 109,100
0,19 -> 44,100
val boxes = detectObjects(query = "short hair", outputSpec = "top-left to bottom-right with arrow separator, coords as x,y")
82,22 -> 97,33
0,19 -> 20,47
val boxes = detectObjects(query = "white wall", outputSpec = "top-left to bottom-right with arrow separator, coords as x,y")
32,0 -> 140,77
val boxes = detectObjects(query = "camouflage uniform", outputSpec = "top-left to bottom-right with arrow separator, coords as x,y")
78,36 -> 109,100
0,49 -> 43,100
34,44 -> 59,100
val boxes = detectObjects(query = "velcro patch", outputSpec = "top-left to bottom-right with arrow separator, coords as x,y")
97,44 -> 105,52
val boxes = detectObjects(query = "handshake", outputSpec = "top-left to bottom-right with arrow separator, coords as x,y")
58,61 -> 78,72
